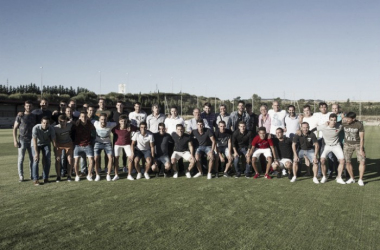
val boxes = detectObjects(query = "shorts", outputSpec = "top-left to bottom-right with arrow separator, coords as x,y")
272,158 -> 292,169
321,145 -> 344,160
196,146 -> 213,155
55,142 -> 73,158
135,149 -> 152,159
344,144 -> 365,163
74,145 -> 94,158
215,146 -> 230,157
252,148 -> 272,159
155,155 -> 170,164
298,149 -> 316,162
94,142 -> 113,156
171,151 -> 193,162
114,145 -> 132,157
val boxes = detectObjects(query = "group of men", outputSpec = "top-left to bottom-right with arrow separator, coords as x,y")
13,98 -> 366,186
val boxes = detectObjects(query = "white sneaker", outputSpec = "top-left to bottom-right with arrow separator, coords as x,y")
106,175 -> 111,181
336,178 -> 346,184
164,173 -> 168,178
186,172 -> 192,178
127,175 -> 134,181
313,177 -> 319,184
282,169 -> 287,176
123,167 -> 127,173
207,173 -> 212,180
358,179 -> 364,186
144,172 -> 150,180
75,175 -> 80,182
173,172 -> 178,178
86,175 -> 93,181
112,175 -> 119,181
346,178 -> 355,184
290,176 -> 297,183
95,175 -> 100,181
321,176 -> 327,183
136,173 -> 142,180
193,172 -> 202,178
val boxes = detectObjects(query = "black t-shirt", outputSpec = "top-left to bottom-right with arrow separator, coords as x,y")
171,132 -> 191,152
232,130 -> 253,150
272,137 -> 293,159
192,128 -> 214,146
153,132 -> 172,156
214,129 -> 232,147
113,111 -> 128,124
293,132 -> 318,150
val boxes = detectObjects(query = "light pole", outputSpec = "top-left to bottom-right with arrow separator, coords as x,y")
40,66 -> 43,99
99,71 -> 101,97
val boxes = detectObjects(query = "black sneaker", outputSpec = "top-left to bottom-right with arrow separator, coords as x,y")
277,172 -> 282,178
223,172 -> 231,178
215,172 -> 219,178
155,173 -> 159,178
56,177 -> 61,182
43,179 -> 49,184
245,173 -> 251,179
235,172 -> 241,178
67,176 -> 72,182
288,173 -> 293,180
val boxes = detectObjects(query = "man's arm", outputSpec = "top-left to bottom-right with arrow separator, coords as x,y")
150,142 -> 155,159
359,131 -> 365,158
32,137 -> 39,162
209,136 -> 216,159
188,141 -> 195,161
270,146 -> 277,160
13,121 -> 20,148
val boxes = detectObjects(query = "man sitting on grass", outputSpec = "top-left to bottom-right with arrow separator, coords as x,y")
271,128 -> 294,180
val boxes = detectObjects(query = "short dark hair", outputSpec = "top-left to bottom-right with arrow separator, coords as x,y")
99,113 -> 108,120
170,106 -> 178,110
119,115 -> 128,120
218,120 -> 226,125
203,102 -> 212,108
80,110 -> 87,115
196,119 -> 204,125
116,100 -> 124,105
287,105 -> 295,110
41,116 -> 50,122
58,115 -> 67,121
140,121 -> 147,127
346,112 -> 356,119
303,105 -> 311,110
134,102 -> 141,106
158,122 -> 165,128
238,100 -> 245,106
329,113 -> 337,119
301,122 -> 310,127
98,97 -> 105,102
276,127 -> 284,132
176,124 -> 184,129
238,121 -> 246,126
319,102 -> 327,108
245,103 -> 252,109
258,127 -> 266,132
87,105 -> 96,110
25,100 -> 32,105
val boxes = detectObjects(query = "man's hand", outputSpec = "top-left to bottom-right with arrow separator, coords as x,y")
14,141 -> 18,148
34,153 -> 39,162
207,151 -> 214,160
360,149 -> 365,158
313,158 -> 319,164
294,156 -> 299,163
129,154 -> 134,162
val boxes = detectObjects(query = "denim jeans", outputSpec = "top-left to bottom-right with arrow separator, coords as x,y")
233,147 -> 252,175
17,139 -> 33,178
31,144 -> 51,180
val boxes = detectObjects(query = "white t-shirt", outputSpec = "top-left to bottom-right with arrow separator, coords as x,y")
268,109 -> 287,135
284,115 -> 299,138
132,131 -> 154,151
165,116 -> 185,135
313,112 -> 332,138
129,111 -> 147,127
302,116 -> 318,137
94,121 -> 117,144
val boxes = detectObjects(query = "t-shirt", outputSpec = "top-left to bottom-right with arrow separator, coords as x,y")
153,132 -> 172,156
32,124 -> 56,146
200,112 -> 216,129
313,112 -> 332,138
293,132 -> 318,150
165,116 -> 185,135
232,130 -> 253,150
272,137 -> 293,159
302,116 -> 318,137
132,131 -> 154,151
15,113 -> 36,141
129,111 -> 147,127
317,123 -> 343,146
258,114 -> 271,134
54,123 -> 73,145
285,115 -> 300,138
112,125 -> 137,146
342,121 -> 364,145
268,109 -> 287,135
171,132 -> 191,152
94,121 -> 117,144
214,129 -> 232,148
146,113 -> 166,133
72,120 -> 95,146
251,135 -> 273,149
32,109 -> 52,124
192,128 -> 214,147
113,111 -> 128,124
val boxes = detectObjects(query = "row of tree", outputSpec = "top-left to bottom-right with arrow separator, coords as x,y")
0,83 -> 90,97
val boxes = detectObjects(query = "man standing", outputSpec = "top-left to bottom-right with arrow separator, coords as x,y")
31,117 -> 56,185
87,106 -> 98,122
146,103 -> 166,133
214,121 -> 233,177
342,112 -> 366,186
284,105 -> 300,139
272,128 -> 294,179
292,122 -> 319,183
32,98 -> 52,124
13,100 -> 36,182
186,108 -> 210,133
231,121 -> 254,178
153,123 -> 173,177
229,101 -> 250,132
112,100 -> 127,124
52,101 -> 67,124
129,102 -> 147,127
245,103 -> 258,133
200,102 -> 217,130
95,98 -> 113,121
165,106 -> 185,135
215,104 -> 230,130
258,104 -> 271,134
68,99 -> 80,119
268,101 -> 287,136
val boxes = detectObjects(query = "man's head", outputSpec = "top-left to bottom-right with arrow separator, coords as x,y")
87,106 -> 95,118
246,103 -> 252,113
119,114 -> 129,128
24,100 -> 33,112
319,102 -> 328,114
79,111 -> 88,124
276,127 -> 284,139
258,127 -> 266,139
116,101 -> 124,112
287,105 -> 296,117
65,107 -> 73,118
218,120 -> 226,132
331,104 -> 339,114
151,103 -> 160,114
328,113 -> 337,127
134,102 -> 141,113
301,122 -> 310,134
193,108 -> 201,119
98,98 -> 105,109
303,105 -> 311,117
176,124 -> 184,136
219,104 -> 227,115
170,106 -> 178,118
139,121 -> 147,134
158,122 -> 165,135
41,116 -> 50,130
260,104 -> 268,115
345,112 -> 356,124
40,98 -> 48,110
59,101 -> 67,111
58,114 -> 67,127
197,119 -> 205,130
237,101 -> 245,113
69,100 -> 76,110
203,102 -> 212,114
238,121 -> 246,133
272,101 -> 280,112
99,113 -> 108,127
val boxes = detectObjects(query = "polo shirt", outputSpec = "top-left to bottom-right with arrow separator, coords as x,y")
251,135 -> 273,149
146,113 -> 166,133
232,130 -> 253,150
32,124 -> 56,146
293,131 -> 318,150
171,132 -> 191,152
132,131 -> 154,151
192,128 -> 214,147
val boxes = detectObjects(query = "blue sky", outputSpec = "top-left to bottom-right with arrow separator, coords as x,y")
1,0 -> 379,102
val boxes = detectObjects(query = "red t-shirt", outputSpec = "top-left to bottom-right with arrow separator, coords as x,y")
112,125 -> 137,146
73,120 -> 95,146
251,135 -> 273,149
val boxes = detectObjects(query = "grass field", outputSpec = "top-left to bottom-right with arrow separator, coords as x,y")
1,128 -> 379,250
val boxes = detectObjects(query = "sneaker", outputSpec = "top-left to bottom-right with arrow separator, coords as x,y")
282,169 -> 287,176
127,175 -> 134,181
155,172 -> 159,178
67,176 -> 72,182
277,172 -> 282,178
164,173 -> 168,178
136,173 -> 142,180
185,172 -> 192,178
56,177 -> 61,183
288,173 -> 293,180
44,179 -> 49,184
106,175 -> 111,181
86,175 -> 93,181
95,175 -> 100,181
104,168 -> 108,173
358,179 -> 364,186
346,178 -> 355,184
123,167 -> 127,173
290,176 -> 297,183
173,172 -> 179,179
19,176 -> 24,182
144,172 -> 150,180
269,166 -> 274,174
264,174 -> 272,179
223,172 -> 231,178
245,173 -> 251,179
321,176 -> 327,184
215,172 -> 219,178
235,172 -> 241,178
253,173 -> 260,179
33,180 -> 40,186
75,175 -> 80,182
336,178 -> 346,185
313,177 -> 319,184
207,173 -> 212,180
112,175 -> 119,181
193,172 -> 202,178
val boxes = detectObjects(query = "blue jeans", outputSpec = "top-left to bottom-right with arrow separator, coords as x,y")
233,148 -> 252,175
17,139 -> 33,178
31,144 -> 51,180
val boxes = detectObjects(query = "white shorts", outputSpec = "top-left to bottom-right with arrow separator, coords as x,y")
321,145 -> 344,160
252,148 -> 272,159
171,151 -> 193,162
114,145 -> 132,157
272,158 -> 292,169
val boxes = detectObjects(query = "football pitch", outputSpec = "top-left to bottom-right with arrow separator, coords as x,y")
1,128 -> 379,250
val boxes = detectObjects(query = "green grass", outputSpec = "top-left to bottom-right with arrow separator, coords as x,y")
1,128 -> 380,250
